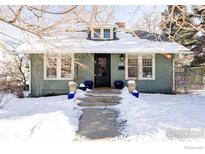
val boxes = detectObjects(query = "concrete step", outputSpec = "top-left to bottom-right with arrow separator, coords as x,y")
77,101 -> 119,107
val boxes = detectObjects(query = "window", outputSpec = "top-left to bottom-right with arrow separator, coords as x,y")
142,56 -> 153,78
104,29 -> 110,39
126,54 -> 155,80
61,56 -> 72,78
94,29 -> 100,38
44,54 -> 74,80
46,55 -> 57,78
127,55 -> 138,78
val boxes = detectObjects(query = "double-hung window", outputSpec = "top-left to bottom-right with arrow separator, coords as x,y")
142,56 -> 153,78
46,55 -> 57,78
127,55 -> 138,79
44,54 -> 74,80
126,54 -> 155,80
104,29 -> 111,39
93,29 -> 100,38
61,55 -> 72,78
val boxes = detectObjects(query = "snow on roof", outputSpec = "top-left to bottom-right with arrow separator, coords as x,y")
15,31 -> 190,54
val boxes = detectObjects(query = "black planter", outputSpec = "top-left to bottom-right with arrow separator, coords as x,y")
84,80 -> 93,89
114,80 -> 124,89
78,86 -> 86,91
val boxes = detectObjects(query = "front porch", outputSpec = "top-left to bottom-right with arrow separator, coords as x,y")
30,53 -> 174,97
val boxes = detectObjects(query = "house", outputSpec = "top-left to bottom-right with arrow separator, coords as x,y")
15,23 -> 190,97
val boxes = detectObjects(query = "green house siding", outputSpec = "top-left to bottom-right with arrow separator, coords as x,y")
137,54 -> 174,93
110,54 -> 173,93
30,53 -> 94,96
74,53 -> 94,84
110,54 -> 126,87
30,53 -> 174,96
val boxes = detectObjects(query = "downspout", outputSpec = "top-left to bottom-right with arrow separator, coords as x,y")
172,55 -> 176,92
28,58 -> 31,95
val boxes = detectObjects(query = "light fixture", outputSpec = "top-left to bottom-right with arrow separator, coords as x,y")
120,54 -> 124,61
164,54 -> 172,59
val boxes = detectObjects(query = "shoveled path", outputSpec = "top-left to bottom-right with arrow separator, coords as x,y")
76,89 -> 121,140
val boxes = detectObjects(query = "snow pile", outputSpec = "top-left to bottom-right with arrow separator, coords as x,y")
0,90 -> 86,142
116,87 -> 205,141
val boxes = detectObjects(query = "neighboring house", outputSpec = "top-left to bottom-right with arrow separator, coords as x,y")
15,23 -> 190,97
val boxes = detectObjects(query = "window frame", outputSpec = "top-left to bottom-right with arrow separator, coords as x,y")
44,53 -> 74,80
125,53 -> 155,80
103,28 -> 111,39
93,28 -> 101,39
91,28 -> 113,39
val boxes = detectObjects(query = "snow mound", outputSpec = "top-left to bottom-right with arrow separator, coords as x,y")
0,90 -> 86,142
115,88 -> 205,141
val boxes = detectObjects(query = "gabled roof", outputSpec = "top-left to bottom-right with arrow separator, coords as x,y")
134,30 -> 170,42
15,30 -> 190,54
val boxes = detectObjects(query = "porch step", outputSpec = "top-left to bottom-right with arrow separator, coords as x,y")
77,96 -> 121,103
86,89 -> 121,97
77,101 -> 119,107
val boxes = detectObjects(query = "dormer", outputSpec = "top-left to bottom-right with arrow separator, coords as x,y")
87,23 -> 118,41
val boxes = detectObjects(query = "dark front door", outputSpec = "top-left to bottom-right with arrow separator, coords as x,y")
94,54 -> 111,87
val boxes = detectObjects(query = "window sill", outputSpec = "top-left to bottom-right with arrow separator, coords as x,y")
44,77 -> 73,80
126,77 -> 155,80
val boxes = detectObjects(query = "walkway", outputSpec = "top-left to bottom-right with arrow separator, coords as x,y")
76,89 -> 121,140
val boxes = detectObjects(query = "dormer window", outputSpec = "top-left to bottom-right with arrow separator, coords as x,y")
94,29 -> 100,38
104,29 -> 111,39
88,24 -> 117,40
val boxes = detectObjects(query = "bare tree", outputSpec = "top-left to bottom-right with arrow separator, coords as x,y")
0,5 -> 115,98
160,5 -> 205,41
132,6 -> 162,33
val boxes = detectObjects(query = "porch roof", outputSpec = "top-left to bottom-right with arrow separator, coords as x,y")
15,31 -> 190,54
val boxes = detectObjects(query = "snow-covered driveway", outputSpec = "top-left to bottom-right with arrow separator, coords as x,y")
115,88 -> 205,141
0,91 -> 84,142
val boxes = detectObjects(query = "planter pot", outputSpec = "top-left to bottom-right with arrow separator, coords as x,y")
79,83 -> 86,91
84,80 -> 93,89
79,87 -> 86,91
67,91 -> 75,99
114,80 -> 124,89
132,90 -> 139,98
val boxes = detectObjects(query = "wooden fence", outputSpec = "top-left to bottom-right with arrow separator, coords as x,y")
175,66 -> 205,92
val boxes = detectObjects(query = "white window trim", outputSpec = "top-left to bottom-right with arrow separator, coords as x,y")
44,53 -> 74,80
91,28 -> 113,39
92,28 -> 101,39
125,53 -> 155,80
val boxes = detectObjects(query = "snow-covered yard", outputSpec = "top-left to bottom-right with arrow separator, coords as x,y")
0,88 -> 205,141
115,87 -> 205,141
0,90 -> 85,142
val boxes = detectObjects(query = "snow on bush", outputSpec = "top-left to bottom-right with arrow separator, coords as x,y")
115,87 -> 205,141
0,89 -> 86,142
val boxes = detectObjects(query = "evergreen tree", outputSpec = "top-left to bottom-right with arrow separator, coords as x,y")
161,5 -> 205,66
190,6 -> 205,66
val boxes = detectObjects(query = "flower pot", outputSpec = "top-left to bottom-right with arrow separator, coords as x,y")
67,91 -> 75,99
78,83 -> 86,91
132,90 -> 139,98
114,80 -> 124,89
84,80 -> 93,89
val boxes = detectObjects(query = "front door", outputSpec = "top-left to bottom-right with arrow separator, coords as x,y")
94,54 -> 111,87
